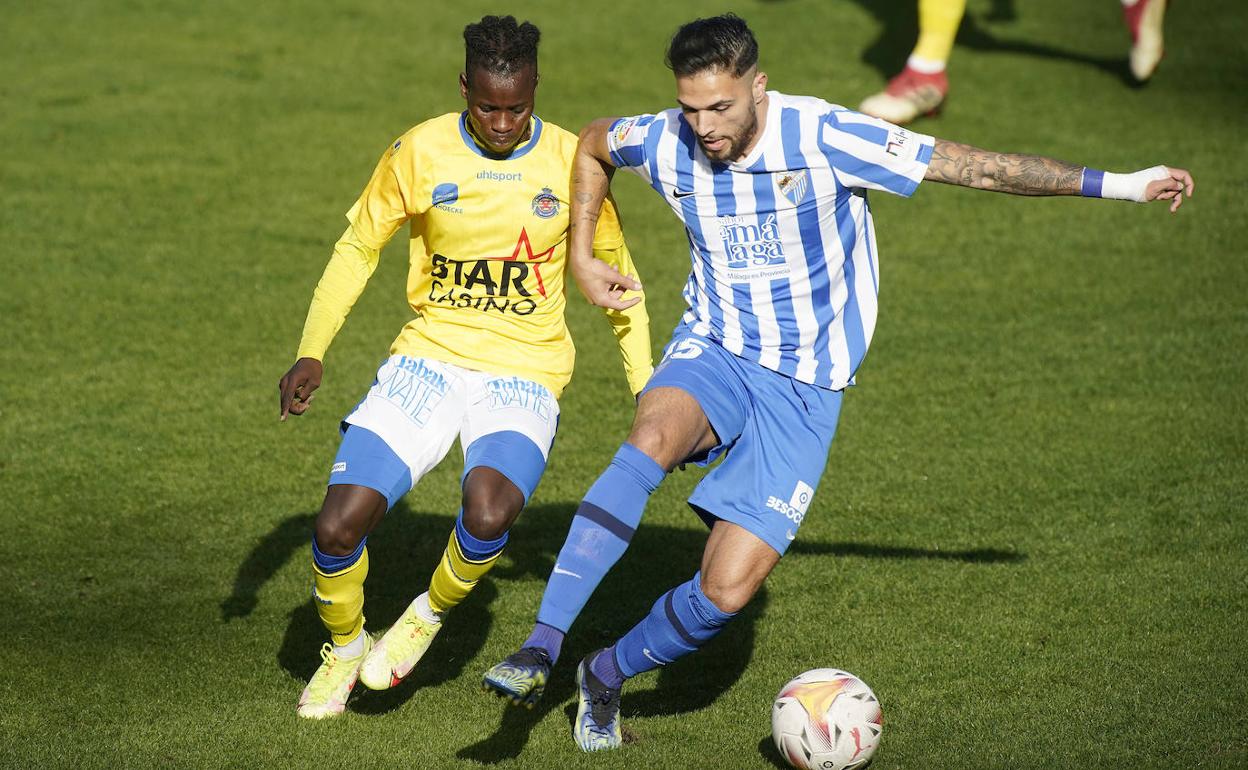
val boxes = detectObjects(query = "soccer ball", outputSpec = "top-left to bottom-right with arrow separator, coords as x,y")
771,668 -> 882,770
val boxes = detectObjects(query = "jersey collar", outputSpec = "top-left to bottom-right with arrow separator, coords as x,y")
459,112 -> 543,160
731,91 -> 779,171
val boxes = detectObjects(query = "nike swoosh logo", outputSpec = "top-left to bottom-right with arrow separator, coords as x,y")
671,188 -> 695,199
785,530 -> 796,541
552,565 -> 582,579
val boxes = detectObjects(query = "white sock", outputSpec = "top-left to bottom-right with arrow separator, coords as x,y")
906,55 -> 947,75
333,631 -> 367,659
413,591 -> 443,624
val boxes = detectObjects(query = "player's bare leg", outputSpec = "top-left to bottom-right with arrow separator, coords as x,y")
297,484 -> 386,718
626,386 -> 721,471
361,467 -> 525,689
485,387 -> 718,707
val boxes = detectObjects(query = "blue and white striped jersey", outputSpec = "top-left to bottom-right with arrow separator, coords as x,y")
606,91 -> 934,390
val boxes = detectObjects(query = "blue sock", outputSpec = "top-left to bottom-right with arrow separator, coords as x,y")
522,622 -> 565,662
533,443 -> 666,660
613,572 -> 736,678
311,534 -> 367,572
590,647 -> 627,690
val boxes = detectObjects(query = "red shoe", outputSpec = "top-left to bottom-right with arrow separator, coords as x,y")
1123,0 -> 1168,82
859,66 -> 949,125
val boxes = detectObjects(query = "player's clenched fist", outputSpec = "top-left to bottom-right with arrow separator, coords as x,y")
278,357 -> 323,421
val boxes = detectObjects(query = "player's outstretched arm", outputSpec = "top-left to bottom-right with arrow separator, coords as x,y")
570,118 -> 642,311
924,139 -> 1194,212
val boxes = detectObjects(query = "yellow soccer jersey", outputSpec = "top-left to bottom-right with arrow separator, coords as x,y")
298,112 -> 651,397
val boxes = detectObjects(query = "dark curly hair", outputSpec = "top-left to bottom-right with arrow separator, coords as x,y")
665,13 -> 758,77
463,15 -> 540,76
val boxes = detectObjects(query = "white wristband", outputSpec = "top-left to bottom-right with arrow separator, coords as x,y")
1100,166 -> 1170,203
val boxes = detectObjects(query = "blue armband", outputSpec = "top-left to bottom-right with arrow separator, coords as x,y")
1080,168 -> 1105,198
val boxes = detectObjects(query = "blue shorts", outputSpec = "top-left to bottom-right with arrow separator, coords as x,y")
642,332 -> 843,555
330,425 -> 549,510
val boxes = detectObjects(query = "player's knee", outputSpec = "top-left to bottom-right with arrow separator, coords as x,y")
698,574 -> 756,615
314,507 -> 366,556
625,423 -> 681,471
461,492 -> 520,542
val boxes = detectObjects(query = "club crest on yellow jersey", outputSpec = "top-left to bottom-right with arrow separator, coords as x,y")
531,187 -> 560,219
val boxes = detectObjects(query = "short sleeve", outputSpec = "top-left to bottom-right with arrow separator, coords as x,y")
818,108 -> 934,198
345,137 -> 418,250
605,114 -> 658,182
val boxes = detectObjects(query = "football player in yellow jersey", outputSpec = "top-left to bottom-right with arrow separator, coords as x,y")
277,15 -> 652,719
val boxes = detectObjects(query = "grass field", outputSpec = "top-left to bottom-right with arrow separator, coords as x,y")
3,0 -> 1246,767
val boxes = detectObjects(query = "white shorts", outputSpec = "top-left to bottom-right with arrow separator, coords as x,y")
330,355 -> 559,506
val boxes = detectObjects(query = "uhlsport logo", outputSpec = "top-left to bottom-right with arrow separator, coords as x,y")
767,480 -> 815,524
776,169 -> 810,206
531,187 -> 560,218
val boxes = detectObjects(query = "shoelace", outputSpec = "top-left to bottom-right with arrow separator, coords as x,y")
306,644 -> 341,698
510,648 -> 552,669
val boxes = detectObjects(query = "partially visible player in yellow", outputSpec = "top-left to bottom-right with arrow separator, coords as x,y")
277,15 -> 652,720
860,0 -> 1171,125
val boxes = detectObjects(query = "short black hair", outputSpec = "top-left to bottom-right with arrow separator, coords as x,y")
665,13 -> 759,77
463,15 -> 540,77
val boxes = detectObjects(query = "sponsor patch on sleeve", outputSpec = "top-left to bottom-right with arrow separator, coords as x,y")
884,127 -> 913,157
610,117 -> 639,148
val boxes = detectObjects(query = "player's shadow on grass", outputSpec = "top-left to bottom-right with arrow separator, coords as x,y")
789,539 -> 1025,564
222,502 -> 1023,757
456,512 -> 1024,763
782,0 -> 1135,86
219,501 -> 497,711
219,500 -> 764,723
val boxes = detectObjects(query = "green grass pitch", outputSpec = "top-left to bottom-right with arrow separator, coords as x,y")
3,0 -> 1245,767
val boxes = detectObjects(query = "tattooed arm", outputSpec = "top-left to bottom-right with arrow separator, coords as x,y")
924,138 -> 1195,211
924,139 -> 1082,195
569,118 -> 642,310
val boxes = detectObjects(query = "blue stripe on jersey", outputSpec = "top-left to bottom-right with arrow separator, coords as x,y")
749,159 -> 801,377
675,118 -> 726,341
608,116 -> 653,168
819,133 -> 918,196
831,185 -> 868,377
712,157 -> 760,354
825,110 -> 890,147
917,140 -> 934,165
645,117 -> 667,197
863,213 -> 880,293
780,107 -> 834,384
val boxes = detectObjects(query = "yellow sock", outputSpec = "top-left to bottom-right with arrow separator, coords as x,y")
427,529 -> 504,614
312,546 -> 369,646
913,0 -> 968,66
